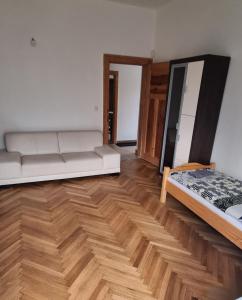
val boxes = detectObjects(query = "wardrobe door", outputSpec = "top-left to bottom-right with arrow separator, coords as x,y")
173,61 -> 204,167
189,56 -> 230,163
160,65 -> 186,171
180,61 -> 204,116
173,115 -> 195,167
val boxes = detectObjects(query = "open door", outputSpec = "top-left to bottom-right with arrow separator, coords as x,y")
140,62 -> 170,166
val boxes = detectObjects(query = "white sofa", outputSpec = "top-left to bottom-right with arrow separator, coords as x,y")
0,130 -> 120,186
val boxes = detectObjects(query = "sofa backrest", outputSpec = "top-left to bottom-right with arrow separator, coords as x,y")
5,130 -> 103,155
5,132 -> 59,155
58,131 -> 103,153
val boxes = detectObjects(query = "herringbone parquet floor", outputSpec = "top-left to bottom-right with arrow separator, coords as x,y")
1,159 -> 242,300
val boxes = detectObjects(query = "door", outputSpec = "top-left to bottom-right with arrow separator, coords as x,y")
141,62 -> 170,166
160,64 -> 187,171
173,61 -> 204,167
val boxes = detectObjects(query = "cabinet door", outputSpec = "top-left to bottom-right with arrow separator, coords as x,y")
173,61 -> 204,167
173,115 -> 196,167
181,61 -> 204,117
160,65 -> 186,171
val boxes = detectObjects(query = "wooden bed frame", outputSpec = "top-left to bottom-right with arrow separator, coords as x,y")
160,163 -> 242,249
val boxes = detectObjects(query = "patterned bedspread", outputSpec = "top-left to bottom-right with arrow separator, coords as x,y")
170,169 -> 242,223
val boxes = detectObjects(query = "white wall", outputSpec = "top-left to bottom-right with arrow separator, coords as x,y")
110,64 -> 142,141
155,0 -> 242,180
0,0 -> 155,148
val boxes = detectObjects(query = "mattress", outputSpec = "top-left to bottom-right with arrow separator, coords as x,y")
168,176 -> 242,232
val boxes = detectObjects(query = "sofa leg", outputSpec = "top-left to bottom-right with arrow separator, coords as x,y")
0,185 -> 13,189
112,173 -> 120,176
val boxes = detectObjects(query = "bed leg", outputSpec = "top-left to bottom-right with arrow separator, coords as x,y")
160,187 -> 167,204
160,167 -> 170,204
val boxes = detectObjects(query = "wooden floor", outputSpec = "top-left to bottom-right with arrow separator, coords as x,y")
0,159 -> 242,300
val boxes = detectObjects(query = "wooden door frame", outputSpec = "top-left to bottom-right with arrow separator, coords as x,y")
109,70 -> 119,144
103,54 -> 152,157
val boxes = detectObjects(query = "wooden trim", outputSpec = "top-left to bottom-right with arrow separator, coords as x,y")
141,153 -> 159,166
160,162 -> 242,249
137,63 -> 151,157
170,162 -> 216,173
104,54 -> 152,66
103,55 -> 110,144
103,54 -> 153,156
109,70 -> 119,144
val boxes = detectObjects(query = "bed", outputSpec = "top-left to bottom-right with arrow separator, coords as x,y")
160,163 -> 242,249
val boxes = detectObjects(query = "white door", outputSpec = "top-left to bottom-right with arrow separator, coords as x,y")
173,115 -> 196,167
173,61 -> 204,167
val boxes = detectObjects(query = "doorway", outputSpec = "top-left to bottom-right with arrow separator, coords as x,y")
103,54 -> 152,159
108,70 -> 119,144
103,54 -> 170,165
108,64 -> 143,159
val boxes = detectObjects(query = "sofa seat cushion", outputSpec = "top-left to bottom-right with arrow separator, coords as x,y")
0,152 -> 21,179
62,152 -> 103,172
22,154 -> 65,177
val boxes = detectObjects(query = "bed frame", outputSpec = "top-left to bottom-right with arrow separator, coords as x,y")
160,163 -> 242,249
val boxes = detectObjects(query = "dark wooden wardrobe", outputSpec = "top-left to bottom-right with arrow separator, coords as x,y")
160,54 -> 230,173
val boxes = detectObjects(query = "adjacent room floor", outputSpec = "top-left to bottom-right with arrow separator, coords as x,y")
111,144 -> 137,160
0,159 -> 241,300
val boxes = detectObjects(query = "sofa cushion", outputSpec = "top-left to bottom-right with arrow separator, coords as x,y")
58,131 -> 103,153
0,152 -> 21,179
22,154 -> 65,177
95,146 -> 120,169
5,132 -> 59,155
62,152 -> 103,172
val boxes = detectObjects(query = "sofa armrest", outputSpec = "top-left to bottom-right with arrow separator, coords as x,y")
95,146 -> 120,170
0,152 -> 22,179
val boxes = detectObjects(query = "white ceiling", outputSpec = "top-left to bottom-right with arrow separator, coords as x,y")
106,0 -> 170,9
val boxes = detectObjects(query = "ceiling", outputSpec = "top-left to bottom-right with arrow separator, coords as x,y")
106,0 -> 170,9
